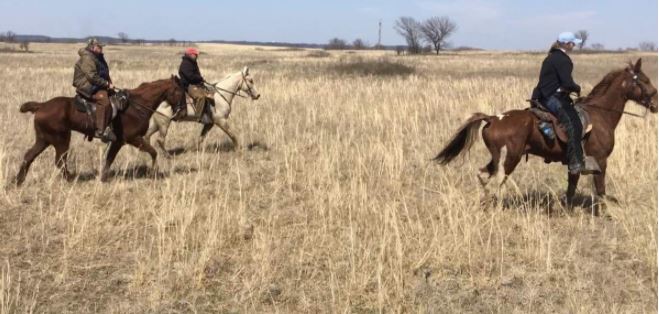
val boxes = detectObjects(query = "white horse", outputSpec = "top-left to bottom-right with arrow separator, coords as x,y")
145,66 -> 261,156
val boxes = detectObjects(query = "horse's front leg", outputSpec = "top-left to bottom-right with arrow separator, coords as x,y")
196,123 -> 214,149
215,117 -> 239,150
127,137 -> 159,177
101,141 -> 124,182
592,158 -> 615,215
565,173 -> 580,210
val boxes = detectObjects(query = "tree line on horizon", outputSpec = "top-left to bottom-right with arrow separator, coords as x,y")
0,28 -> 656,53
324,18 -> 657,54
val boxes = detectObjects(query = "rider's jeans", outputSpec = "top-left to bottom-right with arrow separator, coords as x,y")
543,93 -> 584,170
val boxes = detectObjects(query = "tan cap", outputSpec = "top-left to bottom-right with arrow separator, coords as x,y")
87,37 -> 105,48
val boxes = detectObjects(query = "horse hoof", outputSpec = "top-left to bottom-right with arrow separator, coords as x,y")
12,178 -> 23,188
604,195 -> 620,204
64,173 -> 74,182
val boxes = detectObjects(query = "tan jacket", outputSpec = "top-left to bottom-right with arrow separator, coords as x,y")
72,48 -> 109,97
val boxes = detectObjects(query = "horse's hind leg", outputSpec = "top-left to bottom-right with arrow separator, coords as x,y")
478,143 -> 502,202
197,123 -> 214,148
497,148 -> 524,205
478,145 -> 523,207
53,133 -> 72,182
14,138 -> 49,186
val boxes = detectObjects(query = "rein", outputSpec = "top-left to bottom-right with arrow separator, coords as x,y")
580,103 -> 648,118
209,84 -> 247,99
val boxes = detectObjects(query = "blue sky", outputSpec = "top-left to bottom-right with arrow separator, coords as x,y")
0,0 -> 656,50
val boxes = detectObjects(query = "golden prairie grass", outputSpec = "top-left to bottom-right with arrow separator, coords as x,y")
0,43 -> 656,313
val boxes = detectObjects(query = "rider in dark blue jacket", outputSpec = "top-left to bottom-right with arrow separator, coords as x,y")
531,32 -> 598,175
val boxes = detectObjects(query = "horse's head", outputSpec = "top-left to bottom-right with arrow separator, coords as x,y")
624,58 -> 657,113
238,67 -> 261,100
167,75 -> 186,107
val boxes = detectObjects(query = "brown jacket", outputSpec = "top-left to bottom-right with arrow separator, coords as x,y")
72,48 -> 110,97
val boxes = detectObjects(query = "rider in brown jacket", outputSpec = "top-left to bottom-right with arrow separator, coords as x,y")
72,38 -> 115,142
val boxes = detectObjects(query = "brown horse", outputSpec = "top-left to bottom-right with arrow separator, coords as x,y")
15,76 -> 185,185
434,58 -> 657,208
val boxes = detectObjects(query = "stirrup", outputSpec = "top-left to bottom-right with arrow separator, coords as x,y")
97,127 -> 116,143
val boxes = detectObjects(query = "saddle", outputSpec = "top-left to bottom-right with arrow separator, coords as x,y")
185,90 -> 215,124
527,99 -> 592,143
74,90 -> 129,140
74,90 -> 130,117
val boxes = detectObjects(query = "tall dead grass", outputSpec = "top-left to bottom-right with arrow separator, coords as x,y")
0,43 -> 656,313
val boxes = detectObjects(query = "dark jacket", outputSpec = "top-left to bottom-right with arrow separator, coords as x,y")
72,48 -> 111,97
178,55 -> 204,88
96,53 -> 111,84
531,48 -> 581,103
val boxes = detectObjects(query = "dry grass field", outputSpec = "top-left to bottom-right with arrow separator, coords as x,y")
0,43 -> 656,313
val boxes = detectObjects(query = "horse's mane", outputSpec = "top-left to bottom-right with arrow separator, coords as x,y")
131,78 -> 171,94
580,67 -> 627,103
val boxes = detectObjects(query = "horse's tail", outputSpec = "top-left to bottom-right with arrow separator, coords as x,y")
19,101 -> 41,113
433,113 -> 493,165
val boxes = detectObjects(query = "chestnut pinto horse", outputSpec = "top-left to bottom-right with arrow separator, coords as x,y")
434,59 -> 657,208
15,76 -> 185,185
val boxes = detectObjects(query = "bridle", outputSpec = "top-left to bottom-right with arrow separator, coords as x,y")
628,69 -> 656,110
579,69 -> 656,119
207,71 -> 256,104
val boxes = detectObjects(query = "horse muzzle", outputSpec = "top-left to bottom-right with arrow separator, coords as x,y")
252,93 -> 261,100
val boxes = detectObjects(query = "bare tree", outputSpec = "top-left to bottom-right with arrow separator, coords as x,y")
117,32 -> 129,44
420,16 -> 457,54
394,17 -> 422,54
19,41 -> 29,52
326,38 -> 347,50
167,38 -> 177,47
395,45 -> 405,56
4,30 -> 16,43
575,30 -> 589,50
591,43 -> 605,51
352,38 -> 367,50
639,41 -> 657,52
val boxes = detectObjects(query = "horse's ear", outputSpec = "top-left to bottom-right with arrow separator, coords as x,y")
243,66 -> 250,75
634,58 -> 642,73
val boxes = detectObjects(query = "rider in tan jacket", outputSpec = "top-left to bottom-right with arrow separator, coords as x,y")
72,38 -> 115,142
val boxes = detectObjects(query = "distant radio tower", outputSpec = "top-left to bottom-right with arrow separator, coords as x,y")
377,20 -> 382,46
